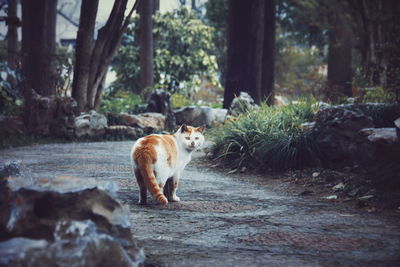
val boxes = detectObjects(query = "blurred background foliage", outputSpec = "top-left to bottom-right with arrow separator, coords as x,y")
109,6 -> 222,113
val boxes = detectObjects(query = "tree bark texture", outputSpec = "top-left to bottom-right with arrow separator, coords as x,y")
223,0 -> 275,108
71,0 -> 99,113
138,0 -> 154,95
327,10 -> 352,97
262,0 -> 276,105
21,0 -> 58,97
72,0 -> 140,112
7,0 -> 18,69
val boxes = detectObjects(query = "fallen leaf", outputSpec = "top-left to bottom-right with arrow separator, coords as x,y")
324,195 -> 338,200
357,195 -> 374,200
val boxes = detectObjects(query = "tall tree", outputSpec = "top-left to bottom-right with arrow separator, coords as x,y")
21,0 -> 57,97
72,0 -> 140,112
21,0 -> 58,133
223,0 -> 275,108
327,7 -> 352,97
6,0 -> 18,69
138,0 -> 154,95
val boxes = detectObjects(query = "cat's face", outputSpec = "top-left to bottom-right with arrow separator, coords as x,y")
177,124 -> 205,152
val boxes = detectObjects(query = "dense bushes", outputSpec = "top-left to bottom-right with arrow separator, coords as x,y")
209,100 -> 321,171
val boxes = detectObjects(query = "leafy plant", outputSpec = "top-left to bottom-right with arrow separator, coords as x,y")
100,90 -> 143,114
171,93 -> 192,108
359,86 -> 396,104
0,63 -> 23,115
112,7 -> 221,96
209,100 -> 321,171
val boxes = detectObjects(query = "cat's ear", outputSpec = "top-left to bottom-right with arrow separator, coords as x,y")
197,125 -> 205,133
180,124 -> 188,133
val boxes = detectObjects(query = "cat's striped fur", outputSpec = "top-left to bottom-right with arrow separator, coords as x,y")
131,124 -> 205,204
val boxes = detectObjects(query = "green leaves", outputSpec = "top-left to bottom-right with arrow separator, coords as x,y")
112,7 -> 221,95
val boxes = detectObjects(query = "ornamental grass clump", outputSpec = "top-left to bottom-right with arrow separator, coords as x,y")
210,100 -> 321,171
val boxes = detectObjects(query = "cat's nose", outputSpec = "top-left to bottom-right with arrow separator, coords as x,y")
191,141 -> 195,146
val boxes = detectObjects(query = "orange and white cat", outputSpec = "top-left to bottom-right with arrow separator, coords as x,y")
131,124 -> 205,205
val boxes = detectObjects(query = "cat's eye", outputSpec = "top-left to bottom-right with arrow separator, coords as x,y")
185,137 -> 190,140
195,137 -> 199,140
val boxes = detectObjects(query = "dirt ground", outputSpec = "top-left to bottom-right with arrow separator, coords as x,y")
1,141 -> 399,266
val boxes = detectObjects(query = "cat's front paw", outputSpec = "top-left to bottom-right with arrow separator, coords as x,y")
171,195 -> 181,202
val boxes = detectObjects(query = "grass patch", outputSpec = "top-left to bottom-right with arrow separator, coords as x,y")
209,100 -> 321,171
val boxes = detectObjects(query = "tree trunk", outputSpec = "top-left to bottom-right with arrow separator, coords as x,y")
223,0 -> 275,108
261,0 -> 275,105
21,0 -> 58,132
71,0 -> 140,112
223,0 -> 248,108
71,0 -> 99,113
327,10 -> 352,98
7,0 -> 18,69
21,0 -> 58,97
138,0 -> 154,96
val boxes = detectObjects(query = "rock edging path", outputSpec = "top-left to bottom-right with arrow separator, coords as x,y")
1,141 -> 399,266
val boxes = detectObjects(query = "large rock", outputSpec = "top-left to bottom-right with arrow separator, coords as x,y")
174,106 -> 227,127
312,105 -> 374,165
395,117 -> 400,139
105,125 -> 144,139
75,110 -> 108,137
118,112 -> 165,133
0,162 -> 145,266
229,92 -> 259,116
351,128 -> 400,164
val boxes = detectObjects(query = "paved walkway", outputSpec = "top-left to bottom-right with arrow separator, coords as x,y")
1,141 -> 399,266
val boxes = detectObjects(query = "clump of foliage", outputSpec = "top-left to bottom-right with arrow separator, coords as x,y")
112,7 -> 221,96
171,93 -> 192,108
0,63 -> 23,115
100,90 -> 144,114
209,100 -> 321,171
357,86 -> 397,104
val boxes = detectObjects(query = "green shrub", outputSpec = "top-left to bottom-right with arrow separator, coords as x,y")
171,93 -> 192,108
359,87 -> 396,103
112,7 -> 221,96
0,63 -> 24,115
209,100 -> 321,171
100,90 -> 143,114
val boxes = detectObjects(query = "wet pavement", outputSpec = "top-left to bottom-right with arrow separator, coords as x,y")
1,141 -> 399,266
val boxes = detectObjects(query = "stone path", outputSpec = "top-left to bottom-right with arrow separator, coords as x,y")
1,141 -> 399,266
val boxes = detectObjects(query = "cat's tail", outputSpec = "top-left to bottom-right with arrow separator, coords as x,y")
136,154 -> 168,205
